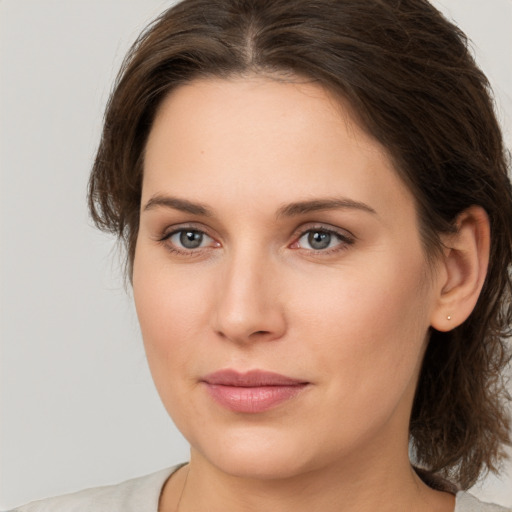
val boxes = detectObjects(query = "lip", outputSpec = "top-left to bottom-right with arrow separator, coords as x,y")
201,369 -> 309,413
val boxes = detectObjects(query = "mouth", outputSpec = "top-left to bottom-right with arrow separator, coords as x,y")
201,369 -> 310,413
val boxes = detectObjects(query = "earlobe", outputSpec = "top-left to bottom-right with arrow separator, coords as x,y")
430,206 -> 490,332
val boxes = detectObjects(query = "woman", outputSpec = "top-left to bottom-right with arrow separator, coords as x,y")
13,0 -> 512,510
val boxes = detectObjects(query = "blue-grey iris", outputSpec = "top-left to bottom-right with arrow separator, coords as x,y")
308,231 -> 331,250
180,230 -> 203,249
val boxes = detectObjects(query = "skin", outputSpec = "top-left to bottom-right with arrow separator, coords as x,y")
132,75 -> 488,511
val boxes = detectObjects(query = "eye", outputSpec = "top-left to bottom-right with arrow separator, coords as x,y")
165,229 -> 217,251
293,228 -> 354,252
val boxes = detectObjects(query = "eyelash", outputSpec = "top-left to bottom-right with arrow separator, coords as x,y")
157,225 -> 355,256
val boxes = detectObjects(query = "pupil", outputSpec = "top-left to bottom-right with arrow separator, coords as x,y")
308,231 -> 331,249
180,230 -> 202,249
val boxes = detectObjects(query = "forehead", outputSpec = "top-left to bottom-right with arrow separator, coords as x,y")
143,76 -> 415,223
147,75 -> 378,163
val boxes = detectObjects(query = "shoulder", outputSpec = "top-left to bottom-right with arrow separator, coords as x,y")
10,466 -> 180,512
455,491 -> 511,512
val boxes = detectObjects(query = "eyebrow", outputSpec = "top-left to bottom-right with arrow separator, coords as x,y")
276,198 -> 377,218
143,195 -> 213,216
142,194 -> 377,217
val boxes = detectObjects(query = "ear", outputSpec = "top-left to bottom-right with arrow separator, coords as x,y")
430,206 -> 490,332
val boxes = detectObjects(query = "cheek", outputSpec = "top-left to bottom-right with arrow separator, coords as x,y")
133,267 -> 214,441
292,249 -> 432,413
132,250 -> 210,387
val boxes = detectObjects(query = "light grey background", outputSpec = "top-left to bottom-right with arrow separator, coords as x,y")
1,0 -> 511,509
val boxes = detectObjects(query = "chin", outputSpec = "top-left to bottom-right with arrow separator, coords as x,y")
189,424 -> 336,481
203,448 -> 312,481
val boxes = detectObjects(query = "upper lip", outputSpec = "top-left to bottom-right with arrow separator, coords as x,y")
202,369 -> 308,387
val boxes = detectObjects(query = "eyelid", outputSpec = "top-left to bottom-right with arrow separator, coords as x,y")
158,222 -> 215,240
292,222 -> 355,240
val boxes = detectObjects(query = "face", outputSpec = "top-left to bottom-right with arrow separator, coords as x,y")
133,76 -> 441,480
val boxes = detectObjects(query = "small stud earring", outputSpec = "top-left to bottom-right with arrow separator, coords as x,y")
447,315 -> 452,321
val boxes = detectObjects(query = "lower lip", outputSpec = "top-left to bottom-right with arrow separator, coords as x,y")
204,383 -> 308,413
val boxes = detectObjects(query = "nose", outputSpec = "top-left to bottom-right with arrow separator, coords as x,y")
212,249 -> 287,344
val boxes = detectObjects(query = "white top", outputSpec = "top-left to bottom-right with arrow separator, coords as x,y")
10,465 -> 511,512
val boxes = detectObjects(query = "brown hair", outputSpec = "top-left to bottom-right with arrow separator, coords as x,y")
88,0 -> 512,489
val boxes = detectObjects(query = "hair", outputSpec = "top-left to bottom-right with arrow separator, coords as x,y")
88,0 -> 512,489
